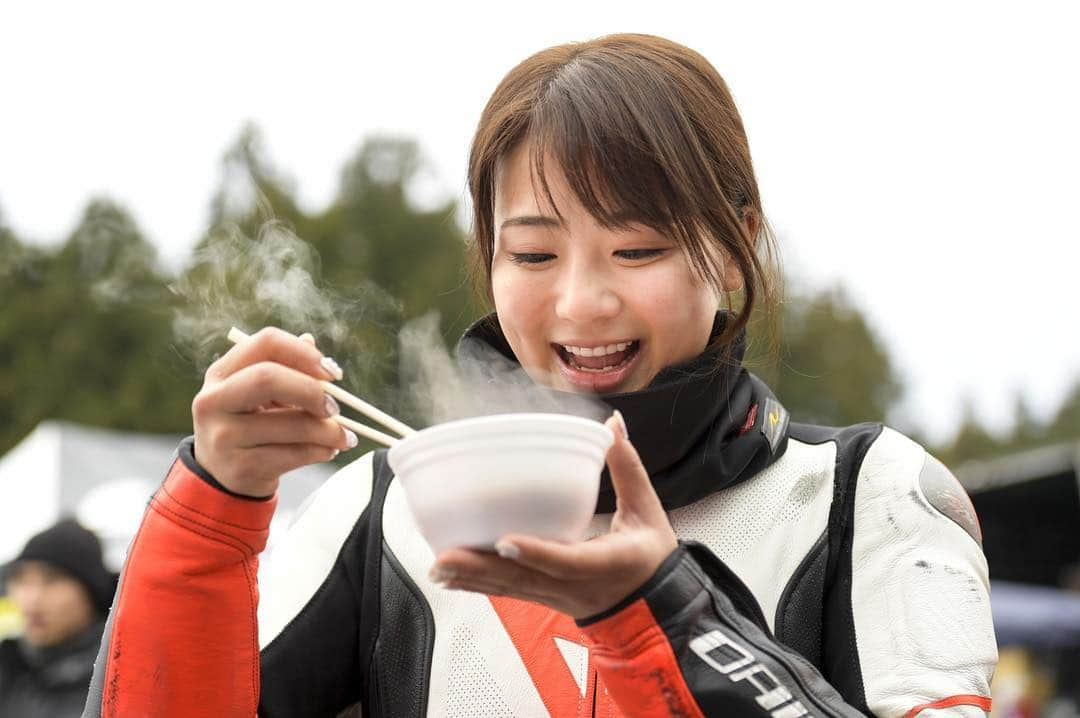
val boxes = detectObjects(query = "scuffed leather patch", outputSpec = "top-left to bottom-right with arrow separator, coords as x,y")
919,455 -> 982,545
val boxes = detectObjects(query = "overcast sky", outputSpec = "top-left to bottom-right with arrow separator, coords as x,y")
2,0 -> 1077,442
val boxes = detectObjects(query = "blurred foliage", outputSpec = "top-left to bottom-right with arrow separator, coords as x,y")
1,126 -> 1077,468
1046,382 -> 1080,443
928,383 -> 1080,468
750,287 -> 901,428
188,126 -> 476,432
0,200 -> 197,453
0,127 -> 477,457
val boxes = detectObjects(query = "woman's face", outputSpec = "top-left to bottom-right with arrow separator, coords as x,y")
491,142 -> 721,394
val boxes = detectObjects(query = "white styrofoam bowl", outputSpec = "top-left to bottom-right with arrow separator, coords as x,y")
387,413 -> 614,555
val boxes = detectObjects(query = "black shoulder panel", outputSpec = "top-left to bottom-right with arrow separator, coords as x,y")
258,450 -> 392,717
356,450 -> 397,714
369,542 -> 436,718
258,515 -> 371,715
774,530 -> 828,668
786,422 -> 883,715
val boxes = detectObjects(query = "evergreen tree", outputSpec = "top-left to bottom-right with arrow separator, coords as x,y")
938,399 -> 1003,467
1045,379 -> 1080,444
6,126 -> 1070,465
1006,390 -> 1044,452
755,286 -> 902,428
174,127 -> 477,436
0,200 -> 197,454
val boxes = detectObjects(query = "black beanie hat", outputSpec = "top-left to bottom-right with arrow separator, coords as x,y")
4,519 -> 117,615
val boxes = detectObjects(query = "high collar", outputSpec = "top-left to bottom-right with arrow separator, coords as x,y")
457,313 -> 790,512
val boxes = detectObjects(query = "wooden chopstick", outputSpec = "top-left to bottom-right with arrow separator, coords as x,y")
319,381 -> 415,438
334,414 -> 401,449
226,327 -> 414,448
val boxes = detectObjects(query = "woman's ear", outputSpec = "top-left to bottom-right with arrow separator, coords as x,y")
742,208 -> 760,247
704,245 -> 745,294
718,208 -> 759,292
720,257 -> 745,293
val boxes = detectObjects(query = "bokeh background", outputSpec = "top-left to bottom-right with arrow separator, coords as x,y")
1,1 -> 1078,714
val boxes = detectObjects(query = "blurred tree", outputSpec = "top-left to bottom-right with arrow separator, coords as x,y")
0,208 -> 43,290
753,286 -> 903,427
936,384 -> 1079,467
5,124 -> 1070,465
0,218 -> 45,451
207,123 -> 300,227
0,200 -> 197,455
1045,379 -> 1080,444
0,207 -> 20,281
935,399 -> 1004,468
179,126 -> 478,437
1006,391 -> 1044,452
332,136 -> 475,338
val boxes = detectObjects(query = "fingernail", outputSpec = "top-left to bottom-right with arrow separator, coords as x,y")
330,449 -> 340,459
429,567 -> 456,583
344,429 -> 358,449
606,410 -> 628,439
299,332 -> 316,345
495,540 -> 520,560
320,356 -> 344,381
324,395 -> 340,416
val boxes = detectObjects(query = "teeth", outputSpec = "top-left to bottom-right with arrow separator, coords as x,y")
562,341 -> 634,357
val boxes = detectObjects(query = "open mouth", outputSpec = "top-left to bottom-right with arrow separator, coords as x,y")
552,340 -> 642,392
556,340 -> 640,371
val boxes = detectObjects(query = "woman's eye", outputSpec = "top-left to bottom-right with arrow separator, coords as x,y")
615,248 -> 668,261
509,253 -> 556,265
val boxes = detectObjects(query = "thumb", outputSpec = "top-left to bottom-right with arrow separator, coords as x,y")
604,411 -> 665,520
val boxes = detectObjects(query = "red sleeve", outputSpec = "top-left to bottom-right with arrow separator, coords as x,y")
99,457 -> 277,718
581,596 -> 706,718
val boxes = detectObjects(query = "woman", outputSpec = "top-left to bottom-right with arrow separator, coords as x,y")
84,34 -> 996,717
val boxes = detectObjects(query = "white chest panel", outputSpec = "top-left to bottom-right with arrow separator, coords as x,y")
672,439 -> 837,631
382,480 -> 549,718
585,438 -> 837,632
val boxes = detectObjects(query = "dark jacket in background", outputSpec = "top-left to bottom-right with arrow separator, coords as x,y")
0,619 -> 104,718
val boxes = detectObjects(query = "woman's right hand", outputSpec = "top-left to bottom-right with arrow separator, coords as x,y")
191,327 -> 358,498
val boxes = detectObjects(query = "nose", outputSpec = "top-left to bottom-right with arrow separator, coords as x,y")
553,260 -> 621,323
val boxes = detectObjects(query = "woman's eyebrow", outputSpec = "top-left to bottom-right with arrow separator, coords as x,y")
609,209 -> 652,225
500,215 -> 562,230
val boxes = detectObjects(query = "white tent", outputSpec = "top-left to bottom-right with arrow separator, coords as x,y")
0,421 -> 336,571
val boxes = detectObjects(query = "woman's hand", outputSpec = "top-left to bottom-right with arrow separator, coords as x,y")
191,327 -> 358,498
428,411 -> 678,620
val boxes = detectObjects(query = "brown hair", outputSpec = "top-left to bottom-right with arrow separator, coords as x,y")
467,33 -> 780,358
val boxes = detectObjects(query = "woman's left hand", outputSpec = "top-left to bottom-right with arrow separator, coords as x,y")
428,411 -> 678,620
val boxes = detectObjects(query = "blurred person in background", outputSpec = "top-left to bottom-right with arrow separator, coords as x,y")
0,519 -> 115,717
